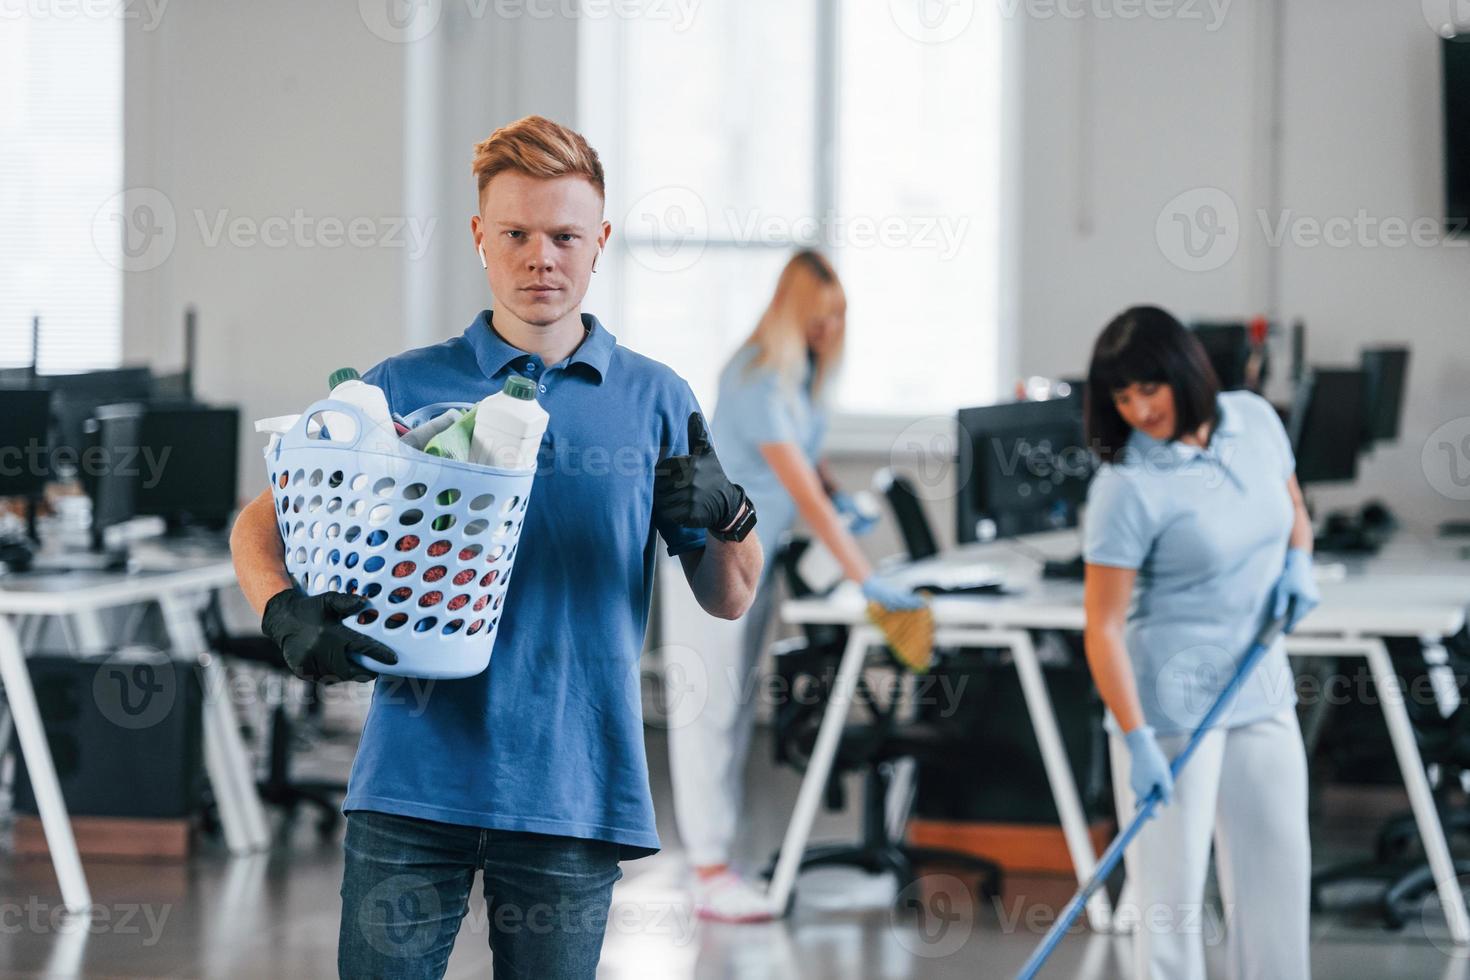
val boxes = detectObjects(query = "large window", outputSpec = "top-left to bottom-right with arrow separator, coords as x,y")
581,1 -> 1003,417
0,13 -> 123,372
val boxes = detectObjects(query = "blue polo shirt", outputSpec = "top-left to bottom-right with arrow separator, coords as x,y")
1082,390 -> 1297,737
710,345 -> 827,569
342,310 -> 707,857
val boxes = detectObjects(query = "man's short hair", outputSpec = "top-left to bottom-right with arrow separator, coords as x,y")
472,115 -> 606,204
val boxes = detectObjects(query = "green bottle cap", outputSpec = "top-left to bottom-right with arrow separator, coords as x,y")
328,367 -> 360,389
503,375 -> 537,400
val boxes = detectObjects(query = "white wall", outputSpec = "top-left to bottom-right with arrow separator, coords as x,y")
1015,0 -> 1470,526
1273,1 -> 1470,523
124,3 -> 1470,530
122,5 -> 580,506
123,3 -> 410,504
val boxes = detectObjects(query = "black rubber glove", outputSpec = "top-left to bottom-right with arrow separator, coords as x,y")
261,589 -> 398,684
654,412 -> 746,531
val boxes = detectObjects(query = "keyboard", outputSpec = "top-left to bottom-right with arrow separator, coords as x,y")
891,562 -> 1007,596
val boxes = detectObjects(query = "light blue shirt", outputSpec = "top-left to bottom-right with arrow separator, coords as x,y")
1083,390 -> 1298,737
710,345 -> 827,569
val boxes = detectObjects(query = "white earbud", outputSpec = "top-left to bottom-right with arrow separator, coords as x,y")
592,246 -> 603,274
478,244 -> 487,270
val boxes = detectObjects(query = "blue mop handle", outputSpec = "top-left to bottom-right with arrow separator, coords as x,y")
1015,604 -> 1294,980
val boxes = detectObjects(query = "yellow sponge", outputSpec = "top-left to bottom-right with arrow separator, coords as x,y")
866,594 -> 935,673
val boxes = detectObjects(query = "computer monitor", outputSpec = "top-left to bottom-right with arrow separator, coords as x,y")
956,394 -> 1094,543
92,402 -> 240,535
1288,368 -> 1366,485
0,367 -> 38,387
88,405 -> 144,550
10,369 -> 156,474
1359,346 -> 1408,445
151,371 -> 191,401
134,404 -> 240,531
0,389 -> 54,500
1190,322 -> 1251,391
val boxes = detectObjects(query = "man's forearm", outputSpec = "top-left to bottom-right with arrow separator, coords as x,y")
687,531 -> 763,620
231,487 -> 292,617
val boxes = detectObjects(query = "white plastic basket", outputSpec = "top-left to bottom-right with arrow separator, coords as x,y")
264,398 -> 534,679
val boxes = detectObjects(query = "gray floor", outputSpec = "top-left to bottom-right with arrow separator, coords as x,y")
3,709 -> 1470,978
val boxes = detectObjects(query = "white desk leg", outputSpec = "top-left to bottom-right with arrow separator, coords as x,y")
70,609 -> 109,654
1365,637 -> 1470,945
1001,629 -> 1113,932
767,625 -> 877,914
17,613 -> 44,649
201,671 -> 252,857
156,592 -> 272,853
0,617 -> 92,913
884,672 -> 918,843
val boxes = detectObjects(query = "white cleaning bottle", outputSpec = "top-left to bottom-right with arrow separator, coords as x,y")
324,367 -> 395,448
470,375 -> 549,471
254,414 -> 301,456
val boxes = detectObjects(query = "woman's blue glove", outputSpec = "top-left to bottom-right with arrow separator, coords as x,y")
1124,725 -> 1174,809
1269,547 -> 1319,633
861,575 -> 926,611
832,491 -> 878,537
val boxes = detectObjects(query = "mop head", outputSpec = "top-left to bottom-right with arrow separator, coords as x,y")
866,593 -> 935,673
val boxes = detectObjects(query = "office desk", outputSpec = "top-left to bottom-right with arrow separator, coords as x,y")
766,529 -> 1470,944
0,551 -> 270,914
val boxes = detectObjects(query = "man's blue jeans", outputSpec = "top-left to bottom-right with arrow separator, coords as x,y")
338,810 -> 623,979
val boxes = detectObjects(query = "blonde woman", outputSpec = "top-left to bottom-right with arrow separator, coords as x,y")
666,250 -> 922,921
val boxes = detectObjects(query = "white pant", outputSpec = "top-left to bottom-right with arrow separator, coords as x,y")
1108,710 -> 1311,980
664,569 -> 777,867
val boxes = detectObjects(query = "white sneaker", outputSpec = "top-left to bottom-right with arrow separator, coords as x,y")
692,870 -> 777,923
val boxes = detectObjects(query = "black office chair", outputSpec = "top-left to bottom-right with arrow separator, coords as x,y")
764,540 -> 1003,908
200,592 -> 344,836
873,468 -> 939,561
1311,629 -> 1470,928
